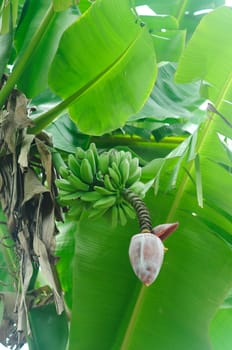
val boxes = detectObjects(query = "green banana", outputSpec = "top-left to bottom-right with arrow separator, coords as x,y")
89,143 -> 99,167
75,147 -> 86,160
93,195 -> 116,209
88,207 -> 109,220
94,185 -> 114,196
86,149 -> 96,174
59,166 -> 70,179
80,191 -> 102,202
68,202 -> 85,220
124,151 -> 132,162
109,150 -> 120,166
111,162 -> 122,181
108,167 -> 121,187
121,202 -> 135,219
56,179 -> 75,192
68,173 -> 89,191
104,174 -> 117,191
68,154 -> 81,178
80,158 -> 94,184
126,167 -> 141,187
119,158 -> 130,185
98,152 -> 110,174
118,205 -> 127,226
128,157 -> 139,176
58,191 -> 82,204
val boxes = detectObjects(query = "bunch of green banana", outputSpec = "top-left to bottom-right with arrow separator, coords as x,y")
56,143 -> 147,225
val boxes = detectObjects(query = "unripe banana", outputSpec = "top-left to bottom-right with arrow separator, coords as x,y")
129,157 -> 139,176
86,149 -> 96,174
88,207 -> 109,219
94,186 -> 114,196
124,151 -> 132,162
68,202 -> 85,219
111,205 -> 118,228
98,152 -> 109,174
68,154 -> 81,178
59,166 -> 70,179
58,190 -> 81,204
119,158 -> 130,185
56,145 -> 148,226
126,167 -> 141,187
111,162 -> 122,182
109,150 -> 120,166
67,173 -> 89,191
93,195 -> 116,209
80,158 -> 94,184
80,191 -> 102,202
56,179 -> 75,192
75,147 -> 86,160
118,205 -> 127,226
121,202 -> 135,219
89,143 -> 99,166
104,174 -> 117,192
108,167 -> 121,187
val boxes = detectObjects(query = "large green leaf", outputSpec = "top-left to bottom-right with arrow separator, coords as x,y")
28,304 -> 69,350
68,180 -> 232,349
14,0 -> 79,97
48,0 -> 157,136
175,6 -> 232,118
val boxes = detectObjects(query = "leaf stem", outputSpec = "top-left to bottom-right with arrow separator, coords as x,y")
123,189 -> 152,232
28,96 -> 73,135
0,4 -> 55,108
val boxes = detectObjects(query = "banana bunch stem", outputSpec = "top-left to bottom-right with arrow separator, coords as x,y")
123,189 -> 152,232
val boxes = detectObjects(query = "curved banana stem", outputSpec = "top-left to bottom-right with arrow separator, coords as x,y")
123,189 -> 152,232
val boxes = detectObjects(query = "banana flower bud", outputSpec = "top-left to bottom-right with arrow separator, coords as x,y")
129,223 -> 179,286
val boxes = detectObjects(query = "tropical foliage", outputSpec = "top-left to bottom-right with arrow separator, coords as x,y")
0,0 -> 232,349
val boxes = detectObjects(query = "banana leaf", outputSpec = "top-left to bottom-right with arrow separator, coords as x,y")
67,175 -> 232,349
14,0 -> 78,97
48,0 -> 157,135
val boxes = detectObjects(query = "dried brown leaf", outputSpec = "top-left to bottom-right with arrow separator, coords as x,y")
35,137 -> 52,190
18,134 -> 34,172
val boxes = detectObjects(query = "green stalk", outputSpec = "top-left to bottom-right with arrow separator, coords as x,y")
0,4 -> 55,108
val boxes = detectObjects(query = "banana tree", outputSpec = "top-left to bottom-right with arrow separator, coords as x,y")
0,0 -> 232,349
